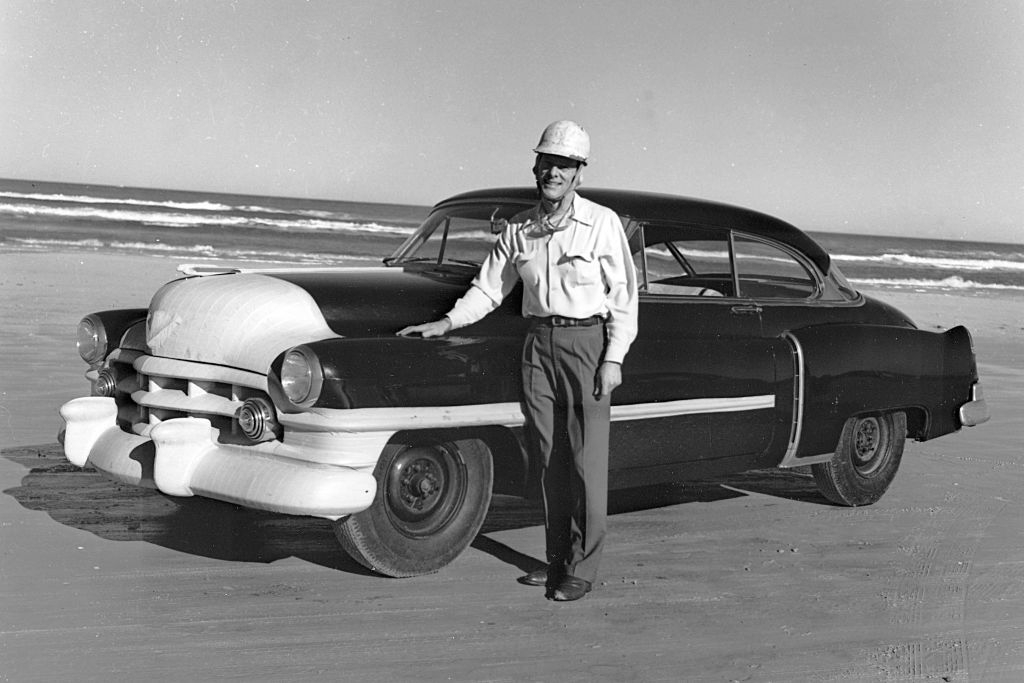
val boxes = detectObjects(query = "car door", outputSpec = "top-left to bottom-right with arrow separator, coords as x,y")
610,223 -> 779,478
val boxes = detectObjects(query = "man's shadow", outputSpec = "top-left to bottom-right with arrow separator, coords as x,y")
473,468 -> 829,573
3,443 -> 827,577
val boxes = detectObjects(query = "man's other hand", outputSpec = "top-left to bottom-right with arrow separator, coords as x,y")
595,361 -> 622,398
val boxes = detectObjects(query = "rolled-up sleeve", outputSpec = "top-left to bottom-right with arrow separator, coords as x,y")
445,226 -> 520,329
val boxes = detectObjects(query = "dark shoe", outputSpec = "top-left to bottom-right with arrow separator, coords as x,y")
549,575 -> 592,602
517,566 -> 552,587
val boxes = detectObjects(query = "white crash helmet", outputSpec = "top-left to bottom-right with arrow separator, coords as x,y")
533,120 -> 590,164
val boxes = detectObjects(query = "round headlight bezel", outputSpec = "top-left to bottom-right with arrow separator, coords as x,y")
280,346 -> 324,407
77,315 -> 108,365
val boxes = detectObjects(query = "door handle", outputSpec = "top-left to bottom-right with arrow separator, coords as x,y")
730,304 -> 762,315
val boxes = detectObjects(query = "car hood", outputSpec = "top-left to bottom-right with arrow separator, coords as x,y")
145,266 -> 474,373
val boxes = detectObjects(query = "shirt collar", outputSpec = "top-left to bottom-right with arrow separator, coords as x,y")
531,193 -> 596,228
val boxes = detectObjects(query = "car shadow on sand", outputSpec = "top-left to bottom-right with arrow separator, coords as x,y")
2,444 -> 378,575
3,444 -> 830,577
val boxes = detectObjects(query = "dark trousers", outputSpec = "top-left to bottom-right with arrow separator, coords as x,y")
521,322 -> 610,584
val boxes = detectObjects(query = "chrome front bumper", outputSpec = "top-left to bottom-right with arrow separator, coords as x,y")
59,397 -> 377,520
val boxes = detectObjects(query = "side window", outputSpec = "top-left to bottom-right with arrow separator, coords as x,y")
633,224 -> 734,297
734,235 -> 817,299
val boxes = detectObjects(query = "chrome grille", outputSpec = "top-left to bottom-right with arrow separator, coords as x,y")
100,350 -> 272,440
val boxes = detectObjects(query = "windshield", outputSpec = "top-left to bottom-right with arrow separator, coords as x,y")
387,202 -> 534,267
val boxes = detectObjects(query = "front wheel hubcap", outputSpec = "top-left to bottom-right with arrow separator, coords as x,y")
384,444 -> 466,537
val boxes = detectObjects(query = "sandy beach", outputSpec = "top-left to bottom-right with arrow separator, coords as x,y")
2,251 -> 1023,681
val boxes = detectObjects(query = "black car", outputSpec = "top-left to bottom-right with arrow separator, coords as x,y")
61,188 -> 989,576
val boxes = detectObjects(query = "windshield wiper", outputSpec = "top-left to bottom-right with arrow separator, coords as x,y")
386,256 -> 439,265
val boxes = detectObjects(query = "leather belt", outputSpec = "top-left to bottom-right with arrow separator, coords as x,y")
530,315 -> 605,328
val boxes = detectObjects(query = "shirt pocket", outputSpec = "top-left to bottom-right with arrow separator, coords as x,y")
561,249 -> 601,286
514,246 -> 543,286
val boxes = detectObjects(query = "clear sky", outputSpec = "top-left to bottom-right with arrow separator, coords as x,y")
2,0 -> 1021,243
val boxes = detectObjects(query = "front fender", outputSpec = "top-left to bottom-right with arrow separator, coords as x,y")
788,324 -> 979,457
271,334 -> 524,410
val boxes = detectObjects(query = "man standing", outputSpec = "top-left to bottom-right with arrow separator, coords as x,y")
397,120 -> 638,601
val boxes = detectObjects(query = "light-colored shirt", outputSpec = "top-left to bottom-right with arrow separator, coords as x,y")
445,193 -> 639,364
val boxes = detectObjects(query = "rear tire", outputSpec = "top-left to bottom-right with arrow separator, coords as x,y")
812,412 -> 906,506
335,437 -> 493,577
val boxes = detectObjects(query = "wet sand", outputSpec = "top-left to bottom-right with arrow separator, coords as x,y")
2,251 -> 1023,681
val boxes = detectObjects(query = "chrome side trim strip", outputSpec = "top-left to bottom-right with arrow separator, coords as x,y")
613,395 -> 774,420
280,395 -> 776,433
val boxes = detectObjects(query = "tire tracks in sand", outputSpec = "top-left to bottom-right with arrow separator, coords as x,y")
869,447 -> 1024,680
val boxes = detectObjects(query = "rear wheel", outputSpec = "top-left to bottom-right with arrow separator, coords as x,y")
335,437 -> 493,577
812,412 -> 906,506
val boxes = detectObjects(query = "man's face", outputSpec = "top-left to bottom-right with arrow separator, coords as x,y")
533,153 -> 582,203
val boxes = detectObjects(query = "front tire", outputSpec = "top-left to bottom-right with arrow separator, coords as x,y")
335,437 -> 493,577
812,412 -> 906,506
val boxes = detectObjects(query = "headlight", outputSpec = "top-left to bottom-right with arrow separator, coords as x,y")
280,346 -> 324,406
77,315 -> 108,364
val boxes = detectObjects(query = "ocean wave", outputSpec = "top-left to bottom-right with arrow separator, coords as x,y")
109,241 -> 218,255
4,237 -> 106,250
180,249 -> 383,264
109,240 -> 378,263
237,204 -> 340,219
0,189 -> 234,212
0,201 -> 415,236
3,237 -> 383,264
850,275 -> 1024,292
0,190 -> 391,225
4,237 -> 216,255
832,251 -> 1024,273
445,229 -> 500,241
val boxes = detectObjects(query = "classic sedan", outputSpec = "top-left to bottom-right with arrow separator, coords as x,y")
60,187 -> 989,577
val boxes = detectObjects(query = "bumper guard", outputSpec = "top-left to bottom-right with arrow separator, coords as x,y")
959,383 -> 990,427
59,397 -> 376,520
